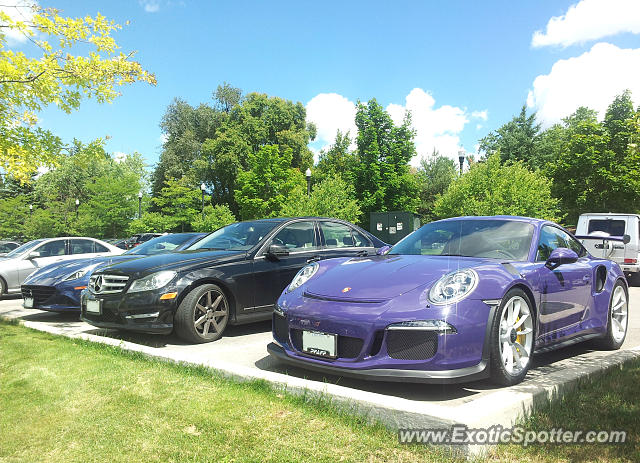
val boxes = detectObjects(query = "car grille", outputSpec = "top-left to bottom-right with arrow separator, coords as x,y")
290,328 -> 364,359
21,285 -> 55,304
89,274 -> 129,294
386,330 -> 438,360
273,312 -> 289,344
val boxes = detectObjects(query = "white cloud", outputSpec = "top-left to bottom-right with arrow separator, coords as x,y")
532,0 -> 640,48
306,93 -> 357,154
471,110 -> 488,121
385,88 -> 471,165
0,0 -> 37,45
306,88 -> 482,165
139,0 -> 160,13
527,42 -> 640,126
159,133 -> 168,144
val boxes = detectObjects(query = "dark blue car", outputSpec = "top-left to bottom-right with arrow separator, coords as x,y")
21,233 -> 207,312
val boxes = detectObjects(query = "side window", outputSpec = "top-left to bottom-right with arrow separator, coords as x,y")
271,221 -> 318,251
537,226 -> 584,261
94,242 -> 110,253
69,239 -> 95,255
37,240 -> 67,257
351,229 -> 372,248
320,222 -> 359,248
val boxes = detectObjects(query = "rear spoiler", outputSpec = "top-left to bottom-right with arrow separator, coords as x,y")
574,235 -> 629,243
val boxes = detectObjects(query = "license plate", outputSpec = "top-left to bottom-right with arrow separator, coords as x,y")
302,330 -> 337,358
86,299 -> 102,314
23,297 -> 33,308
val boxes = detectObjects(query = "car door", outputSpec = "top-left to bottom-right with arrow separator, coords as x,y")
18,239 -> 69,284
251,220 -> 321,310
317,220 -> 375,259
69,239 -> 101,259
532,225 -> 592,338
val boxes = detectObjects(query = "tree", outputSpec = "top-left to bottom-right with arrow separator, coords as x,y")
352,99 -> 419,221
434,154 -> 561,222
314,130 -> 356,184
280,175 -> 362,223
415,152 -> 457,222
0,194 -> 29,239
479,105 -> 547,170
0,4 -> 155,182
549,92 -> 640,224
151,178 -> 201,232
234,145 -> 305,220
191,204 -> 236,232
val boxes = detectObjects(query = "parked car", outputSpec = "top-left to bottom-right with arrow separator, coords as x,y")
0,240 -> 21,257
269,216 -> 628,386
81,218 -> 386,343
21,233 -> 207,312
575,213 -> 639,284
0,237 -> 123,297
111,238 -> 129,250
125,233 -> 164,249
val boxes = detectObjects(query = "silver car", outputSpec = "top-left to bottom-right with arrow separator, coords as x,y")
0,237 -> 124,296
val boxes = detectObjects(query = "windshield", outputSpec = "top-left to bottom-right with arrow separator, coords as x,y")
125,233 -> 200,255
188,221 -> 279,251
389,219 -> 534,261
5,239 -> 45,258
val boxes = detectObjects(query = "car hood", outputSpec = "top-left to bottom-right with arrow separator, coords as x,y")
305,254 -> 496,301
95,249 -> 247,276
24,255 -> 139,285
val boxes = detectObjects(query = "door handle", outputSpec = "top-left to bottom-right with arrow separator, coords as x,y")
356,250 -> 368,256
306,255 -> 321,263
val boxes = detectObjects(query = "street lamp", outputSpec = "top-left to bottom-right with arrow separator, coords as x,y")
75,198 -> 79,218
200,183 -> 206,219
138,191 -> 143,219
29,204 -> 33,217
458,151 -> 465,176
305,168 -> 312,197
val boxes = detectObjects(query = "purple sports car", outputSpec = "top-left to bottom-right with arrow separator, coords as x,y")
268,216 -> 629,385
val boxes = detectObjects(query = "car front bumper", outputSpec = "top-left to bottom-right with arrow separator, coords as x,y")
21,283 -> 84,312
80,289 -> 177,334
267,342 -> 489,384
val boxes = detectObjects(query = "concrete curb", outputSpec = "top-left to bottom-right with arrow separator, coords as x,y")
3,313 -> 640,457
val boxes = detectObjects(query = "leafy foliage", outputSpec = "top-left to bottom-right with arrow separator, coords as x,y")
0,4 -> 155,182
434,154 -> 561,222
191,204 -> 237,233
549,91 -> 640,224
235,145 -> 305,220
352,99 -> 419,220
416,153 -> 457,222
150,178 -> 201,232
280,175 -> 362,223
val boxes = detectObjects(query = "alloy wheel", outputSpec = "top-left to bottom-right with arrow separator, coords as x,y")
610,285 -> 628,343
194,289 -> 228,337
498,295 -> 534,376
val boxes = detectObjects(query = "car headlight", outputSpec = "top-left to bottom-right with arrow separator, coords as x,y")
428,269 -> 478,305
287,262 -> 319,293
63,263 -> 101,281
128,271 -> 176,293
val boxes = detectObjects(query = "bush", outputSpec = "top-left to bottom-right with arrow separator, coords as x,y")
191,204 -> 236,232
434,153 -> 562,222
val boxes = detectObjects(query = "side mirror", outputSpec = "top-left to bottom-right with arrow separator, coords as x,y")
545,247 -> 578,270
623,234 -> 631,244
376,245 -> 391,255
266,244 -> 289,260
26,251 -> 41,260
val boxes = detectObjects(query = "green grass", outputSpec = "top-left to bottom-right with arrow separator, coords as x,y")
488,360 -> 640,462
0,321 -> 453,463
1,319 -> 638,462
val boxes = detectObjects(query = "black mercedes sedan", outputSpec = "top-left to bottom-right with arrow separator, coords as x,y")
81,217 -> 385,343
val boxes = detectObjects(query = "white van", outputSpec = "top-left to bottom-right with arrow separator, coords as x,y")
576,213 -> 638,282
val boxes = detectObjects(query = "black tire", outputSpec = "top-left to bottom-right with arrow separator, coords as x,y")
595,280 -> 628,350
174,283 -> 230,344
0,277 -> 5,297
489,288 -> 536,386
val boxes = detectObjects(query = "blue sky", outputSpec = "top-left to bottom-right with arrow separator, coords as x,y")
20,0 -> 640,167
